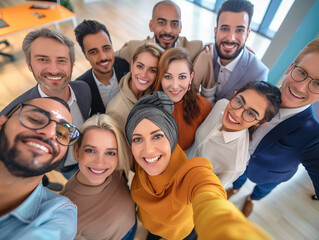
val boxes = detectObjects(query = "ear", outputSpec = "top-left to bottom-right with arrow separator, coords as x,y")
259,121 -> 269,126
214,27 -> 217,36
74,143 -> 80,160
246,28 -> 251,40
179,22 -> 182,33
149,19 -> 154,32
27,64 -> 32,72
130,60 -> 134,72
285,62 -> 294,75
0,115 -> 8,130
190,71 -> 195,83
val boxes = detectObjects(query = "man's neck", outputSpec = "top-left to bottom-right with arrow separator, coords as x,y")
0,163 -> 41,217
93,69 -> 113,86
40,85 -> 71,103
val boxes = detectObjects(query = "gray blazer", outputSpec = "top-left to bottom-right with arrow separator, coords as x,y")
213,46 -> 269,102
1,81 -> 91,120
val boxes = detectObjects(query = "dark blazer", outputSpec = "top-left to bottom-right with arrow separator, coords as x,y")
76,57 -> 129,116
0,81 -> 91,120
213,46 -> 269,102
246,106 -> 319,196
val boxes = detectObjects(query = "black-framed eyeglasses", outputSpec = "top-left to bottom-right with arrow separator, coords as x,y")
9,103 -> 80,146
291,63 -> 319,94
229,96 -> 262,123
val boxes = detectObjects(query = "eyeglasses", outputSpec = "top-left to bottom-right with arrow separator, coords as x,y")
9,103 -> 80,146
291,63 -> 319,94
229,96 -> 261,123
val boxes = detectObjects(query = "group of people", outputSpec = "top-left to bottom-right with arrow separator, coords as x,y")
1,0 -> 319,239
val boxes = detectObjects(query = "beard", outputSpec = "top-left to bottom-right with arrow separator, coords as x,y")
215,40 -> 245,61
0,125 -> 61,178
154,34 -> 178,49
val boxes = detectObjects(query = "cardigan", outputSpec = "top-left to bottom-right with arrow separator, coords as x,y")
172,95 -> 212,150
60,170 -> 136,240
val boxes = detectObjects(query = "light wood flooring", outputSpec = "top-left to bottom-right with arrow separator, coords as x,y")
1,0 -> 318,239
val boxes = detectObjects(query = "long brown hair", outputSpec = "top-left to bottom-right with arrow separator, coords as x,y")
154,47 -> 199,124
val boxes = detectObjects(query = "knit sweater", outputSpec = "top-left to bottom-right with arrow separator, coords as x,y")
60,170 -> 136,240
172,95 -> 212,150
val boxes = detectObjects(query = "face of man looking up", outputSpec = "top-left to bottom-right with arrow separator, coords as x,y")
0,98 -> 73,178
149,2 -> 182,49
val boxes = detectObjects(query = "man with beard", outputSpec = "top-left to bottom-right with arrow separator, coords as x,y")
1,28 -> 91,183
74,20 -> 130,115
194,0 -> 268,104
227,39 -> 319,217
0,97 -> 78,239
115,0 -> 203,63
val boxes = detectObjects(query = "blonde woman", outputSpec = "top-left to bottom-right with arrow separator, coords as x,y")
60,114 -> 136,240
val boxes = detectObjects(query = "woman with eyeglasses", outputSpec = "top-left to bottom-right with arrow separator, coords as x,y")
186,81 -> 282,188
60,114 -> 136,240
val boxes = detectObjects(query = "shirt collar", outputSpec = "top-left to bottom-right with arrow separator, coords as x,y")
37,84 -> 76,107
278,105 -> 310,119
8,183 -> 43,223
217,48 -> 244,72
92,68 -> 117,87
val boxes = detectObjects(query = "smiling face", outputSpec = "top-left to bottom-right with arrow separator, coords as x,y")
214,11 -> 250,66
28,37 -> 73,94
131,119 -> 171,176
221,89 -> 268,132
149,3 -> 182,49
130,52 -> 159,98
75,128 -> 118,186
161,59 -> 194,103
281,52 -> 319,108
83,31 -> 114,80
0,98 -> 71,177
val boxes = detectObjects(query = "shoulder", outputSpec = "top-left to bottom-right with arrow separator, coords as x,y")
69,81 -> 90,95
243,48 -> 268,71
75,69 -> 93,82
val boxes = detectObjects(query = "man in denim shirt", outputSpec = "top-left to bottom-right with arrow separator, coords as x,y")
0,97 -> 77,239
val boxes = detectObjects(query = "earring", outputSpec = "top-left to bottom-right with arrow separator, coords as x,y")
188,83 -> 191,91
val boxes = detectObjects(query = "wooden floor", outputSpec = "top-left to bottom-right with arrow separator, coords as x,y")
1,0 -> 318,239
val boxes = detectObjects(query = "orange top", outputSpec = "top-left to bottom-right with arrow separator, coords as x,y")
172,95 -> 212,150
0,3 -> 75,36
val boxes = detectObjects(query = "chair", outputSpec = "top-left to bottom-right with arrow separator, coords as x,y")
0,40 -> 15,61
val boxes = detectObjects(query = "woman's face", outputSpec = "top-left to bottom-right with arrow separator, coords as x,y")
161,59 -> 194,103
75,128 -> 119,186
221,89 -> 269,132
131,119 -> 171,176
130,52 -> 159,96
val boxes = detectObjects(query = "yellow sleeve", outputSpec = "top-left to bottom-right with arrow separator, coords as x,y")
192,191 -> 273,240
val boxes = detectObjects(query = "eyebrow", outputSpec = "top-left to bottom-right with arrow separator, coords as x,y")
239,95 -> 260,116
132,128 -> 163,137
157,17 -> 167,22
137,62 -> 145,66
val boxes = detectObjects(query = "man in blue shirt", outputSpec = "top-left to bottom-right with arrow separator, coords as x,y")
0,97 -> 78,239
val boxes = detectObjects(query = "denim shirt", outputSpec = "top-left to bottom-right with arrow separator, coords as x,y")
0,182 -> 77,240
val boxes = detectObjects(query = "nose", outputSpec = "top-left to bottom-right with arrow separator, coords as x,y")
171,79 -> 179,89
98,50 -> 107,61
144,139 -> 156,155
94,153 -> 105,165
164,23 -> 172,33
141,68 -> 148,78
225,29 -> 236,42
36,121 -> 56,141
48,62 -> 59,74
234,108 -> 245,118
295,78 -> 309,92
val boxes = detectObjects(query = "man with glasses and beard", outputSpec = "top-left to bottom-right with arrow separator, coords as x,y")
1,28 -> 91,186
194,0 -> 268,104
227,39 -> 319,217
115,0 -> 203,63
0,97 -> 78,239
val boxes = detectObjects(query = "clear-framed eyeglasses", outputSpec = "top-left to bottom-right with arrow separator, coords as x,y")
8,103 -> 80,146
229,96 -> 262,123
291,63 -> 319,94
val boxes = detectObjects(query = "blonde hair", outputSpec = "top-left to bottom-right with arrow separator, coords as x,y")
294,38 -> 319,65
74,114 -> 132,177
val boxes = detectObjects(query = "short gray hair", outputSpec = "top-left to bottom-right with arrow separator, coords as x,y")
22,28 -> 75,66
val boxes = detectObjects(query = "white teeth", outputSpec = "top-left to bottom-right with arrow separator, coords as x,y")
223,44 -> 236,49
100,62 -> 109,66
144,156 -> 160,163
228,113 -> 239,124
26,142 -> 49,153
46,76 -> 62,80
90,168 -> 106,174
289,87 -> 303,99
138,78 -> 148,84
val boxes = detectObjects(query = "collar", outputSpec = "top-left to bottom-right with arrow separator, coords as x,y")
278,105 -> 310,119
7,183 -> 43,223
37,84 -> 76,106
92,68 -> 117,87
217,48 -> 244,72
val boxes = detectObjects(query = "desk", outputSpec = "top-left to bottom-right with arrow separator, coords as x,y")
0,3 -> 76,37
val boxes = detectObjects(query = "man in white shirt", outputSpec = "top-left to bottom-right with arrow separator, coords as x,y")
1,28 -> 91,182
